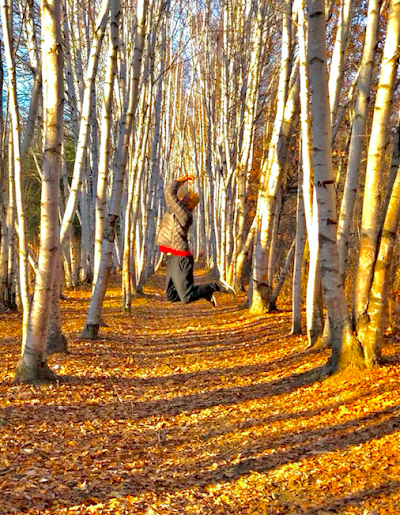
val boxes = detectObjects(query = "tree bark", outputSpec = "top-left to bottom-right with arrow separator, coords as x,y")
60,0 -> 110,247
16,0 -> 63,381
291,161 -> 306,335
337,0 -> 380,280
354,0 -> 400,331
307,0 -> 364,374
82,0 -> 148,338
1,0 -> 30,342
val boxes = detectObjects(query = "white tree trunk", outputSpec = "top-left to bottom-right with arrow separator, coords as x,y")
291,161 -> 306,335
60,0 -> 110,246
1,0 -> 30,342
93,0 -> 121,286
7,132 -> 17,310
82,0 -> 148,338
236,0 -> 266,252
354,0 -> 400,329
328,0 -> 354,123
360,119 -> 400,366
307,0 -> 364,373
250,68 -> 299,314
16,0 -> 63,381
337,0 -> 380,279
298,1 -> 323,345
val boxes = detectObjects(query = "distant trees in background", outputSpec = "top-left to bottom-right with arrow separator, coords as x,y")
0,0 -> 399,380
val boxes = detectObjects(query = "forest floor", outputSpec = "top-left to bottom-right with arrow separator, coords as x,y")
1,265 -> 400,515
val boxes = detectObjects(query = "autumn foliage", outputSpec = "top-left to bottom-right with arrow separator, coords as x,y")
1,266 -> 400,514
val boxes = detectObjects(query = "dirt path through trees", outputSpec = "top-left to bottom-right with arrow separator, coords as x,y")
1,266 -> 400,514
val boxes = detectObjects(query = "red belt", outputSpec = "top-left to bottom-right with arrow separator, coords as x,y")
159,245 -> 192,257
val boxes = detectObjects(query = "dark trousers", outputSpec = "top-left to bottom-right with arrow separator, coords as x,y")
165,255 -> 219,304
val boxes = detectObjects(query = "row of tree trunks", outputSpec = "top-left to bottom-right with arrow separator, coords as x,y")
2,0 -> 400,383
82,0 -> 148,339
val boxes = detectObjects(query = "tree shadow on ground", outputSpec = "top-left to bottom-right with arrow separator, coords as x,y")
167,403 -> 400,490
300,480 -> 400,514
6,400 -> 399,513
0,364 -> 322,422
62,344 -> 319,385
67,316 -> 296,362
2,357 -> 400,512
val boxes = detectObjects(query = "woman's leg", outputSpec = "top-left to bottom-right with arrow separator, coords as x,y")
171,256 -> 219,303
165,257 -> 180,302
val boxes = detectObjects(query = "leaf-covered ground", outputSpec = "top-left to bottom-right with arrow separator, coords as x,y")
1,266 -> 400,514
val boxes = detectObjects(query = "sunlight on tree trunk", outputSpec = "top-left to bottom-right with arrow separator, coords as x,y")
82,0 -> 148,338
336,0 -> 380,281
15,0 -> 63,382
307,0 -> 364,373
354,0 -> 400,331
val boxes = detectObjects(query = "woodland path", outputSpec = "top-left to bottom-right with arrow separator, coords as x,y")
1,265 -> 400,514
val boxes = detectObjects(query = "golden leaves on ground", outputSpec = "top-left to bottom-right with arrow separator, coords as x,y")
1,269 -> 400,513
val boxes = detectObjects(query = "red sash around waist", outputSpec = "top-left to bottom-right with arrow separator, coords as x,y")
159,245 -> 192,257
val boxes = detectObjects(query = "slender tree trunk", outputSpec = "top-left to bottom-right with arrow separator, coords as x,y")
359,115 -> 400,365
140,3 -> 167,287
337,0 -> 380,280
62,0 -> 79,141
236,0 -> 266,254
16,0 -> 63,381
267,186 -> 282,289
354,0 -> 400,330
328,0 -> 354,123
6,130 -> 17,311
1,0 -> 30,342
0,41 -> 6,311
93,0 -> 121,286
82,0 -> 148,338
21,69 -> 42,163
236,214 -> 258,288
250,69 -> 299,314
269,239 -> 295,311
60,0 -> 110,247
291,161 -> 306,335
307,0 -> 364,374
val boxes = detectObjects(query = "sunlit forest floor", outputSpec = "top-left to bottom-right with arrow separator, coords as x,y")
1,265 -> 400,514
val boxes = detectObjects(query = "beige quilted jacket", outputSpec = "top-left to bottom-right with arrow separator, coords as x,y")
156,180 -> 193,252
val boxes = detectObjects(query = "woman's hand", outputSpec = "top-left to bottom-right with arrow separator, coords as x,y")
177,174 -> 195,183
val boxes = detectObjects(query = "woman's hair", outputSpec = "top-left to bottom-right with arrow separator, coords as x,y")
181,190 -> 199,209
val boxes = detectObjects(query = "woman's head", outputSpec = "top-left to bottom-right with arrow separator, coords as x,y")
181,190 -> 199,211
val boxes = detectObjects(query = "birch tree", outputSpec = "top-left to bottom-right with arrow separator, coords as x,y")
16,0 -> 63,381
354,0 -> 400,330
298,0 -> 323,346
328,0 -> 354,123
307,0 -> 364,373
291,160 -> 306,335
59,0 -> 110,247
93,0 -> 121,285
359,117 -> 400,365
82,0 -> 148,339
336,0 -> 380,280
1,0 -> 30,341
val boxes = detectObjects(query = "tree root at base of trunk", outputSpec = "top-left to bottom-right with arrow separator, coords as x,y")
15,359 -> 58,383
81,324 -> 100,339
47,333 -> 68,355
